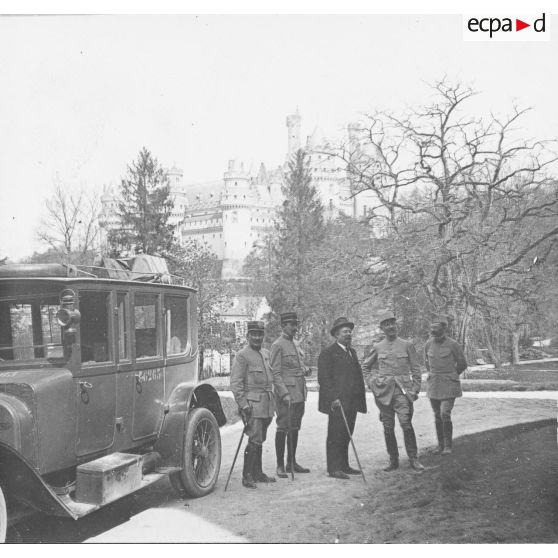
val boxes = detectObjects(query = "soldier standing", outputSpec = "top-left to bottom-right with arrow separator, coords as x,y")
424,315 -> 468,455
230,321 -> 290,489
363,310 -> 424,472
271,312 -> 310,478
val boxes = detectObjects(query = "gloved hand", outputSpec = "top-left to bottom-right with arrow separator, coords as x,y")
331,398 -> 341,411
283,393 -> 292,404
240,406 -> 252,424
410,392 -> 419,402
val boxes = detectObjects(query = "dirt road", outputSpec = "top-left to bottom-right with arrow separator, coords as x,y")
8,392 -> 557,543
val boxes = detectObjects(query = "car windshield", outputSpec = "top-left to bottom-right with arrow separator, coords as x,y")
0,289 -> 62,361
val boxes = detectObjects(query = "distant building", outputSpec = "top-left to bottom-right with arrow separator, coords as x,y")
99,110 -> 376,280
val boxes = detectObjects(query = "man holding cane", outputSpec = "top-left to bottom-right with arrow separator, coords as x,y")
363,310 -> 425,472
230,321 -> 290,489
318,317 -> 367,480
271,312 -> 310,478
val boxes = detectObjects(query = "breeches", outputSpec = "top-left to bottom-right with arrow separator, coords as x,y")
245,417 -> 272,445
276,401 -> 305,432
430,398 -> 455,422
376,393 -> 414,431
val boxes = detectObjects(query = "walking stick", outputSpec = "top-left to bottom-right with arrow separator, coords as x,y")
224,423 -> 246,492
338,403 -> 367,485
287,401 -> 295,481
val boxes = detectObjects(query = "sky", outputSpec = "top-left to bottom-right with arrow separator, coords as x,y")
1,11 -> 557,260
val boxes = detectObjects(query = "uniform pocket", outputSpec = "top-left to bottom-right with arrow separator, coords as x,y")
284,378 -> 297,387
247,392 -> 261,402
248,370 -> 266,385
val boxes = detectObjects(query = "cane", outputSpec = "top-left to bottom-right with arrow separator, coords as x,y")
339,403 -> 367,485
224,423 -> 246,492
287,401 -> 295,481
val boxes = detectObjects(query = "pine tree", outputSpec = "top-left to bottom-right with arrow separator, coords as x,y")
108,147 -> 175,256
270,148 -> 325,330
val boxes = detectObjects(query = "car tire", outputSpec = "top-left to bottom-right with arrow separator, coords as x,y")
0,485 -> 7,543
170,407 -> 221,498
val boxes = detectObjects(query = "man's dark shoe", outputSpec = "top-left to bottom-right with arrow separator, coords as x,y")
329,470 -> 350,480
383,459 -> 399,472
342,466 -> 361,475
242,474 -> 257,488
254,472 -> 276,483
276,465 -> 288,478
409,457 -> 425,471
286,462 -> 310,474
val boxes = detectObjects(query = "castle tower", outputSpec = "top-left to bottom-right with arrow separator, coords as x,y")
286,108 -> 302,160
221,160 -> 252,280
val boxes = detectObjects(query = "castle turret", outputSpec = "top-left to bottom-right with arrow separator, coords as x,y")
221,160 -> 252,280
286,108 -> 302,159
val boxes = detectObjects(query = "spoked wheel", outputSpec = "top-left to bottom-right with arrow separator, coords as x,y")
0,485 -> 7,543
170,407 -> 221,498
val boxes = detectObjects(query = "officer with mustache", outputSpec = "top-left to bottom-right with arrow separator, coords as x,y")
363,310 -> 425,472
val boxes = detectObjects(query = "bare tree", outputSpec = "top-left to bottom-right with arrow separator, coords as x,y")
329,79 -> 558,361
36,184 -> 100,265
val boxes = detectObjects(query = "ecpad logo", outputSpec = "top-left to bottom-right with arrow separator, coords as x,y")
463,13 -> 550,41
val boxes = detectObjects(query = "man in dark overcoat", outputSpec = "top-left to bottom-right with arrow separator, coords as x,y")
363,310 -> 424,472
230,321 -> 290,488
317,317 -> 367,479
424,315 -> 468,454
271,312 -> 310,478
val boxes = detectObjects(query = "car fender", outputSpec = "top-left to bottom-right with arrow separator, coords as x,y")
154,382 -> 225,469
0,442 -> 77,519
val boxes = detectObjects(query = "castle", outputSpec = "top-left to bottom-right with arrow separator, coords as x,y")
99,110 -> 376,281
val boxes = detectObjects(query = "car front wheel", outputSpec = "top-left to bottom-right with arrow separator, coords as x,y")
170,407 -> 221,498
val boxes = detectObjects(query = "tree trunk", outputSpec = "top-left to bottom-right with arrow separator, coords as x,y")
511,330 -> 521,365
482,319 -> 501,368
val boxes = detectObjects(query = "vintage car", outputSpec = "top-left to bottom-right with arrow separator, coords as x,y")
0,256 -> 225,541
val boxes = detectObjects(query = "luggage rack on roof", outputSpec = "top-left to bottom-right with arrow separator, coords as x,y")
0,254 -> 187,285
76,254 -> 186,285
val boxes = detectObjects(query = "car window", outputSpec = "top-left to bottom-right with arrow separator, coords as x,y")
0,296 -> 61,361
134,293 -> 159,358
80,291 -> 112,364
116,292 -> 129,360
165,295 -> 188,355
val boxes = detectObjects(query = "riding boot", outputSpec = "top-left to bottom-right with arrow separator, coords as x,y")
441,421 -> 453,455
383,429 -> 399,471
431,419 -> 445,454
275,431 -> 288,478
242,443 -> 257,488
403,428 -> 425,471
286,430 -> 310,473
254,444 -> 276,483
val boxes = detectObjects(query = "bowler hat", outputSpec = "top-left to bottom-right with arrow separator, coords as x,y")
377,310 -> 396,325
246,320 -> 265,333
280,311 -> 299,324
330,317 -> 355,337
431,314 -> 449,326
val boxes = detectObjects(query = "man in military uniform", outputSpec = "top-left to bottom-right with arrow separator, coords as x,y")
271,312 -> 310,478
318,317 -> 367,479
363,310 -> 424,472
230,321 -> 291,489
424,315 -> 468,455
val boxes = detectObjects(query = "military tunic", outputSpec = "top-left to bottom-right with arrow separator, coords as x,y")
363,337 -> 422,406
270,333 -> 307,432
230,345 -> 288,418
424,337 -> 467,399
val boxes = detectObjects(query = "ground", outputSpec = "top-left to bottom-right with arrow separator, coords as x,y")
6,392 -> 557,543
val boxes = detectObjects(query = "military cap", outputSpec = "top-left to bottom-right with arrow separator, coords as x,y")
280,311 -> 299,324
431,314 -> 449,326
377,309 -> 396,325
246,320 -> 265,333
330,316 -> 355,337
